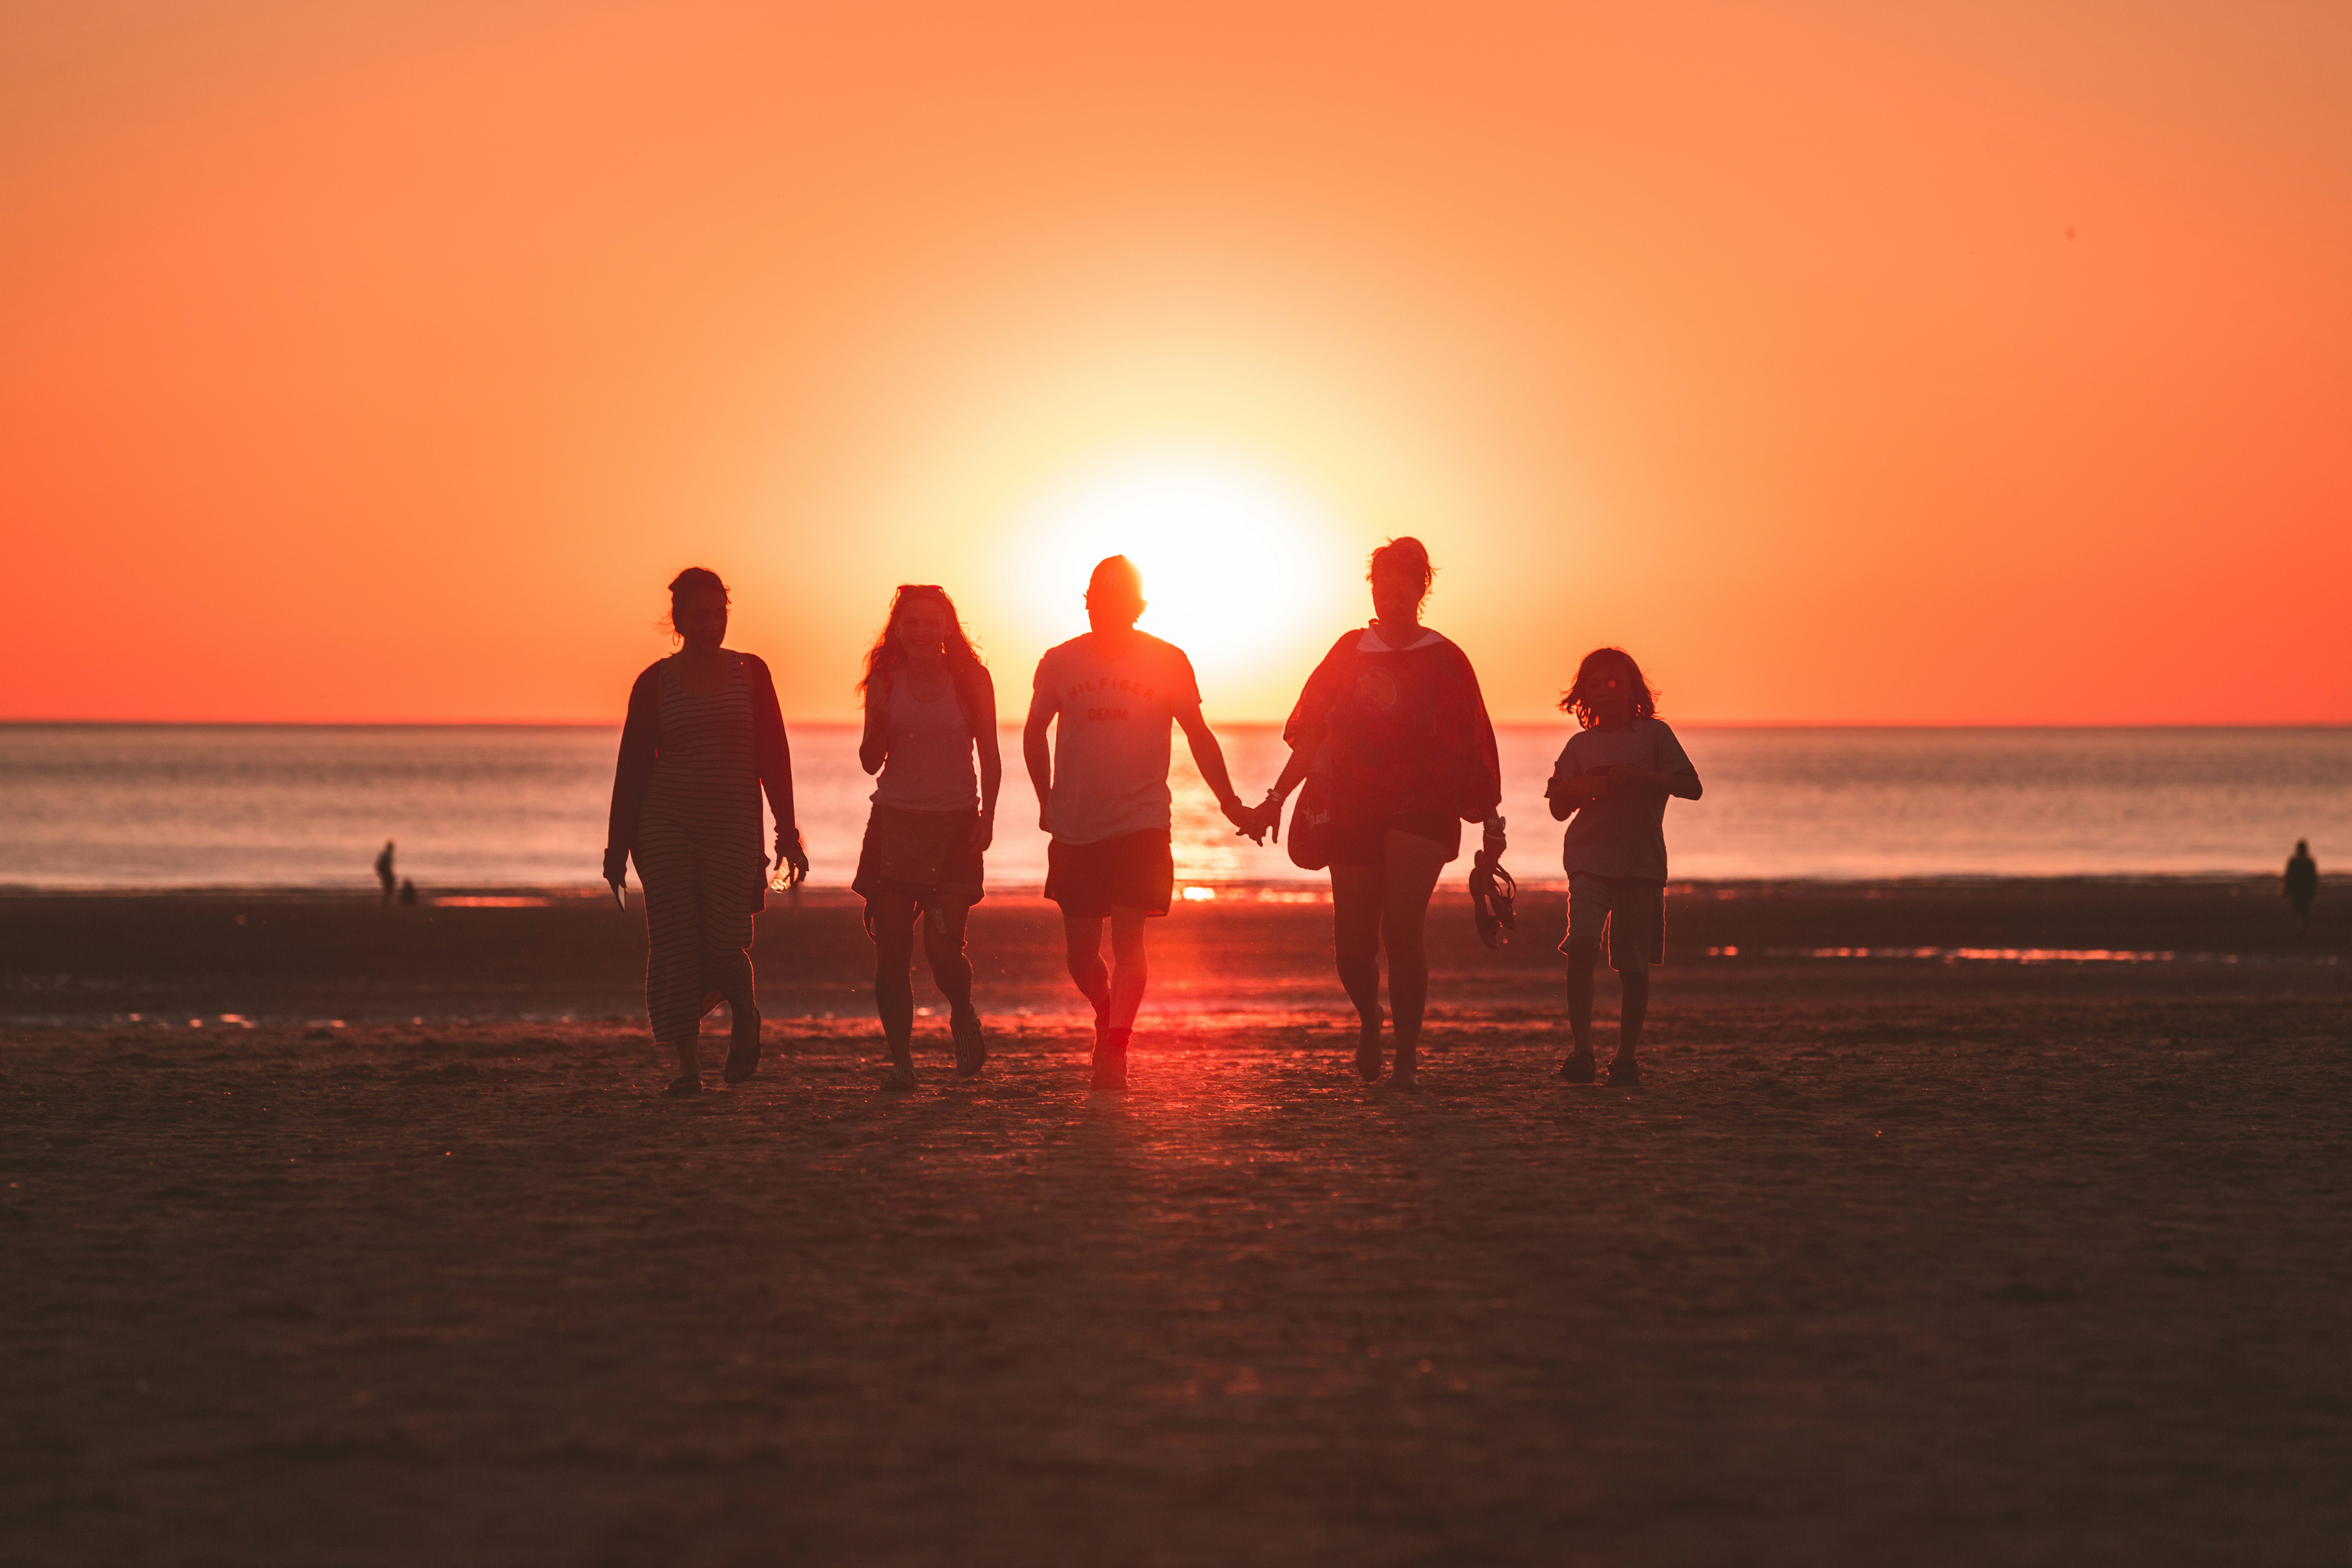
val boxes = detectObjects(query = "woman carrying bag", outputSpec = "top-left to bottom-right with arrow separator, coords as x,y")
1252,537 -> 1504,1086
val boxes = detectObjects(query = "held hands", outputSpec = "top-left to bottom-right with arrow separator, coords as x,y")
1221,792 -> 1271,846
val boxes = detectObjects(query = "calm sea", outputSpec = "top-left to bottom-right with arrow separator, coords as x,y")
0,724 -> 2343,891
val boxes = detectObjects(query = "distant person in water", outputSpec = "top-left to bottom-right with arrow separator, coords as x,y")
1254,537 -> 1504,1087
1025,555 -> 1262,1091
1545,648 -> 1701,1087
2285,839 -> 2319,934
605,567 -> 808,1096
376,841 -> 396,903
854,584 -> 1001,1090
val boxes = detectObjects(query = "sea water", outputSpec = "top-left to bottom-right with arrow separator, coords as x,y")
1,723 -> 2344,890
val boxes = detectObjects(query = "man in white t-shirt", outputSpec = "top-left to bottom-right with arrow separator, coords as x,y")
1024,555 -> 1261,1091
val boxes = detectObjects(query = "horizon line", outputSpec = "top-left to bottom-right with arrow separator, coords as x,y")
6,716 -> 2350,732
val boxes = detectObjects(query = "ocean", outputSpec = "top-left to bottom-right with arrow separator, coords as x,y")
1,723 -> 2343,891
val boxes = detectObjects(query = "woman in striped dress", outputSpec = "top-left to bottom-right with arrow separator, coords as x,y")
605,568 -> 808,1095
852,584 -> 1000,1088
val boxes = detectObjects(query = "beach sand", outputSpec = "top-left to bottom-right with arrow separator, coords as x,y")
4,884 -> 2349,1565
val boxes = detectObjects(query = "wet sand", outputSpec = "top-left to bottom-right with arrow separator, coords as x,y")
4,885 -> 2349,1564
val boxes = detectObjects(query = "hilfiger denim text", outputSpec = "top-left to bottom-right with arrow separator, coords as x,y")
1062,676 -> 1160,702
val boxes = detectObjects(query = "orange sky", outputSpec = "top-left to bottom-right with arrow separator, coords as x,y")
4,0 -> 2348,724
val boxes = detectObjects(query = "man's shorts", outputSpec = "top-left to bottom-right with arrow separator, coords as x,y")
1045,829 -> 1175,919
1562,872 -> 1665,972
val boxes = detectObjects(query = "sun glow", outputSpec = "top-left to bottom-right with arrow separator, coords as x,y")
1008,455 -> 1349,698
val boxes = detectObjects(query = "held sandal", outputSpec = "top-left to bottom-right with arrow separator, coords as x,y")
1469,850 -> 1517,949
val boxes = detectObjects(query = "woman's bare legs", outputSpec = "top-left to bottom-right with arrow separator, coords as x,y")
921,902 -> 976,1019
1329,864 -> 1386,1077
1377,830 -> 1451,1080
868,891 -> 919,1080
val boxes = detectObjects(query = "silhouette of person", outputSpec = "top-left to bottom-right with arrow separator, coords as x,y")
1252,538 -> 1503,1087
375,840 -> 396,903
605,567 -> 808,1096
397,877 -> 417,906
853,585 -> 1001,1090
1024,555 -> 1261,1091
1544,648 -> 1702,1087
2286,839 -> 2319,934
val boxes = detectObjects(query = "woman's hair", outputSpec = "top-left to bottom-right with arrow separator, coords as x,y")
858,584 -> 986,700
1366,536 -> 1435,603
664,567 -> 729,631
1559,647 -> 1658,728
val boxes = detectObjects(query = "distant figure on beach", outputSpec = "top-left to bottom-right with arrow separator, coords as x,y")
1252,537 -> 1503,1087
1025,555 -> 1262,1091
397,878 -> 417,906
375,840 -> 396,902
605,567 -> 808,1096
855,585 -> 1001,1090
2285,839 -> 2318,934
1545,648 -> 1701,1087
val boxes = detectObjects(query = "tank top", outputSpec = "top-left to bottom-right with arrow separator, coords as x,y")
871,667 -> 979,812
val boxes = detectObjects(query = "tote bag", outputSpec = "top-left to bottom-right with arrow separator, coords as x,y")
1286,760 -> 1337,872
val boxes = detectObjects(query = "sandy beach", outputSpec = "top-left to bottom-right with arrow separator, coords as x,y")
4,883 -> 2349,1565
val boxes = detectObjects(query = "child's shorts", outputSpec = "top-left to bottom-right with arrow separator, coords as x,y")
1562,873 -> 1665,972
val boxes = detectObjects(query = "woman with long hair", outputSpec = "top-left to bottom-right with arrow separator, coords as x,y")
1252,538 -> 1504,1086
853,584 -> 1001,1089
605,567 -> 808,1095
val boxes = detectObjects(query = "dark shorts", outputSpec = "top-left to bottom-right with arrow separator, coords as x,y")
852,805 -> 985,911
1046,829 -> 1174,918
1562,872 -> 1665,972
1327,808 -> 1463,868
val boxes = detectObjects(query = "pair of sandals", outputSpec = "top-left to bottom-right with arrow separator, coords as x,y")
665,1005 -> 764,1095
1469,849 -> 1517,949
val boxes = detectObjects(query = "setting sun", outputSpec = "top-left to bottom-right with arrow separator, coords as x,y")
1005,455 -> 1350,692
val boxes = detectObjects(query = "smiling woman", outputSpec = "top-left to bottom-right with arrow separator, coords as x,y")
1007,455 -> 1348,700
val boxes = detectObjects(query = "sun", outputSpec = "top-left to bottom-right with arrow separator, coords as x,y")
1009,455 -> 1350,693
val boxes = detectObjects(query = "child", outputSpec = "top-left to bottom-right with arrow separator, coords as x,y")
1544,648 -> 1702,1086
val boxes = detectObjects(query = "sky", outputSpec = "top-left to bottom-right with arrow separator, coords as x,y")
4,0 -> 2348,725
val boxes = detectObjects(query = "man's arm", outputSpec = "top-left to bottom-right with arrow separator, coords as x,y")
1176,703 -> 1263,841
1022,689 -> 1056,834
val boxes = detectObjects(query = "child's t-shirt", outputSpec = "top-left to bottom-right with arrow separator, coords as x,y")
1031,630 -> 1201,845
1554,718 -> 1696,882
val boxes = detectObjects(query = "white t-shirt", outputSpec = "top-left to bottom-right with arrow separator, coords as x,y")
1554,718 -> 1697,882
1031,631 -> 1201,844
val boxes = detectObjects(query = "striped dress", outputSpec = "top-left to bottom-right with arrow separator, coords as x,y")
635,655 -> 765,1043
